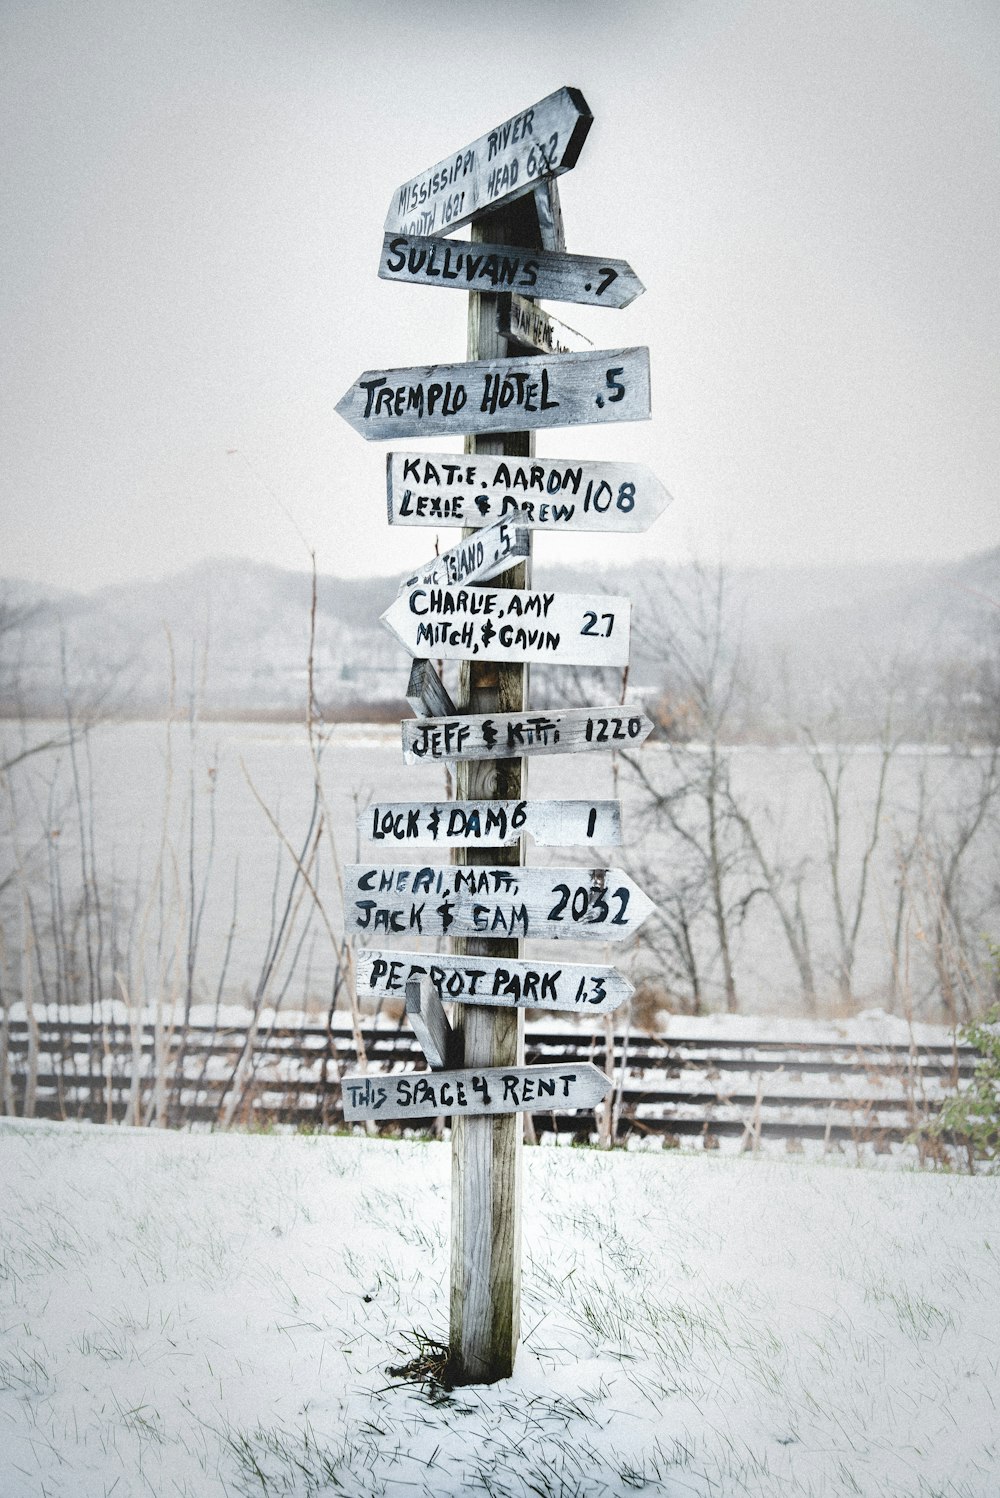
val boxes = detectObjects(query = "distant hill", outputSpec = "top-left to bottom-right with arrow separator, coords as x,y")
1,548 -> 997,738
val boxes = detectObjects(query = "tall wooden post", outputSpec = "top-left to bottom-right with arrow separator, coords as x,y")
449,191 -> 544,1385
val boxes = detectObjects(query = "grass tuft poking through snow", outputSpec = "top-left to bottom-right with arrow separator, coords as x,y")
0,1120 -> 998,1496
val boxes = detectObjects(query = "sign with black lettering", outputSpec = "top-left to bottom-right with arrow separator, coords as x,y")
344,864 -> 655,942
384,86 -> 593,237
401,706 -> 654,764
379,232 -> 644,309
360,798 -> 621,848
335,348 -> 650,441
399,514 -> 529,593
342,1063 -> 611,1122
503,295 -> 591,356
357,949 -> 633,1014
386,453 -> 670,534
380,586 -> 630,667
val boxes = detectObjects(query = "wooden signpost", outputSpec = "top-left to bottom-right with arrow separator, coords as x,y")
360,797 -> 621,848
357,949 -> 634,1014
384,86 -> 593,237
380,584 -> 631,667
335,347 -> 650,441
400,514 -> 530,592
342,1063 -> 611,1123
379,232 -> 645,308
386,452 -> 671,533
335,87 -> 667,1387
344,863 -> 654,941
401,705 -> 654,764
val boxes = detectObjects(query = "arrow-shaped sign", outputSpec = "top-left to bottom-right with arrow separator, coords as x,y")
361,798 -> 621,848
385,86 -> 593,238
358,949 -> 634,1015
386,452 -> 671,534
381,586 -> 630,667
379,232 -> 644,309
342,1063 -> 610,1122
335,348 -> 650,441
345,864 -> 655,942
399,514 -> 530,593
402,706 -> 654,764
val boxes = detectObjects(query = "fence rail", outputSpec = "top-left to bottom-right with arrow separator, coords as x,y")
1,1014 -> 974,1153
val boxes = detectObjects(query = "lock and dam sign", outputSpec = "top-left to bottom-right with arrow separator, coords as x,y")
380,585 -> 630,667
378,232 -> 644,309
401,706 -> 654,764
356,949 -> 633,1014
360,797 -> 621,848
386,452 -> 671,533
384,86 -> 593,237
344,864 -> 654,941
335,348 -> 650,441
341,1063 -> 611,1123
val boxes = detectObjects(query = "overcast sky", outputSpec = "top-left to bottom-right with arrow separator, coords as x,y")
2,0 -> 998,593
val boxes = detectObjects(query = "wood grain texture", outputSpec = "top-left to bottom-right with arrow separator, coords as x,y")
335,347 -> 651,440
359,797 -> 622,848
399,515 -> 530,592
342,1063 -> 610,1122
387,452 -> 671,533
381,585 -> 631,667
503,295 -> 592,356
405,658 -> 457,720
378,234 -> 643,309
384,86 -> 592,236
357,948 -> 634,1014
402,706 -> 653,764
404,975 -> 453,1070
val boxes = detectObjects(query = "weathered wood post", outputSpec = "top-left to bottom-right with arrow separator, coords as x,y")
449,189 -> 541,1385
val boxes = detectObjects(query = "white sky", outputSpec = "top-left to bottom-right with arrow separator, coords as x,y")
2,0 -> 998,592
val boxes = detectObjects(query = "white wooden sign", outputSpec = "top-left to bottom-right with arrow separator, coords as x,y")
381,586 -> 630,667
360,798 -> 621,848
342,1063 -> 611,1122
402,705 -> 653,763
379,232 -> 644,309
358,949 -> 634,1014
344,864 -> 655,942
503,295 -> 591,356
386,452 -> 671,533
335,348 -> 650,441
399,514 -> 530,593
384,86 -> 593,237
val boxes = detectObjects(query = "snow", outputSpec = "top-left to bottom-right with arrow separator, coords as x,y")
1,1120 -> 997,1497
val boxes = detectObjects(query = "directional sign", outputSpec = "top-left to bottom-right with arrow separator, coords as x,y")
379,232 -> 644,309
503,295 -> 591,356
381,586 -> 630,668
335,348 -> 650,441
358,949 -> 634,1014
399,514 -> 529,593
360,798 -> 621,848
387,453 -> 671,534
344,864 -> 655,942
342,1063 -> 611,1123
402,706 -> 654,764
384,86 -> 593,237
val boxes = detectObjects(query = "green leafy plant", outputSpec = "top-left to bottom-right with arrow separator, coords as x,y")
925,999 -> 1000,1172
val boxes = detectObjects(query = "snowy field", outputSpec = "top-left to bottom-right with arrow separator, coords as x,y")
1,1122 -> 998,1498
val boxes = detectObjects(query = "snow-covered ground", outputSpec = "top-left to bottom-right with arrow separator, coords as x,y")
1,1120 -> 997,1497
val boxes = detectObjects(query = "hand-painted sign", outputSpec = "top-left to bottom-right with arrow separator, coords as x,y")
386,453 -> 671,533
384,86 -> 593,237
378,232 -> 644,309
357,949 -> 634,1014
381,586 -> 630,667
342,1063 -> 611,1122
360,798 -> 621,848
401,706 -> 654,764
344,864 -> 655,942
399,514 -> 530,593
335,348 -> 650,441
503,295 -> 591,356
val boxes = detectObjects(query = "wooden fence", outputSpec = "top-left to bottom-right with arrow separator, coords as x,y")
1,1014 -> 975,1154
